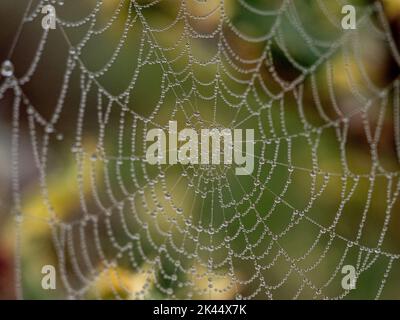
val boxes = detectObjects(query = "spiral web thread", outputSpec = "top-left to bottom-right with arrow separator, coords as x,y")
1,0 -> 400,299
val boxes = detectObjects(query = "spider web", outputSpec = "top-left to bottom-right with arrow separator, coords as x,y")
1,0 -> 400,299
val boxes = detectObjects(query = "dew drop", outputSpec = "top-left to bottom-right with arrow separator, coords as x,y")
1,60 -> 14,77
26,106 -> 34,115
45,125 -> 54,134
71,144 -> 79,153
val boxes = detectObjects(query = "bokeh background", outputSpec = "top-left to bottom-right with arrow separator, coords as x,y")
0,0 -> 400,299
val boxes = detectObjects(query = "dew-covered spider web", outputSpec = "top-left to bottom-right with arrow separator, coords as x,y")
1,0 -> 400,300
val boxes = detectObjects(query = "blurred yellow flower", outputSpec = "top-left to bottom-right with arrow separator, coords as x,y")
192,265 -> 238,299
383,0 -> 400,19
91,266 -> 150,299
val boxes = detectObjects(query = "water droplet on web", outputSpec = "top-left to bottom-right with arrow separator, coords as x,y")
45,125 -> 54,134
71,144 -> 79,153
15,214 -> 23,223
26,106 -> 34,115
69,48 -> 78,58
1,60 -> 14,77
